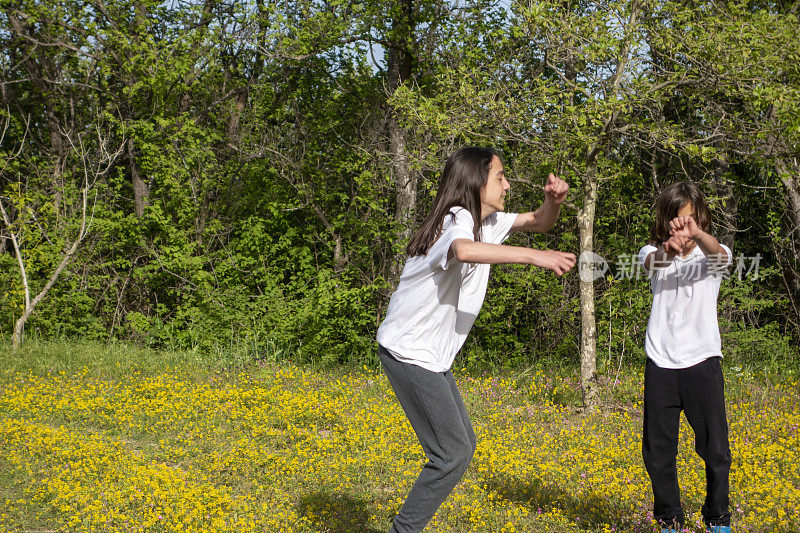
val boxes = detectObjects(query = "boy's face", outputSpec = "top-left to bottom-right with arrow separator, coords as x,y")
480,155 -> 510,219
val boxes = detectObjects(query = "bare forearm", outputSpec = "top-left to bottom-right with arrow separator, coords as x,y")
694,230 -> 728,261
668,215 -> 728,262
451,240 -> 541,265
644,246 -> 676,270
645,231 -> 728,271
450,240 -> 575,276
532,198 -> 561,232
512,198 -> 562,234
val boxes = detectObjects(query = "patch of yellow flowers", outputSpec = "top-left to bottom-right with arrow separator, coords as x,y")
0,364 -> 797,532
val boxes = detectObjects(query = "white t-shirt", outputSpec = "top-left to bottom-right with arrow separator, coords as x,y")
638,243 -> 732,369
377,207 -> 518,372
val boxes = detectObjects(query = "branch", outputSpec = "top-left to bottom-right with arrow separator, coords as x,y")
0,198 -> 30,309
5,9 -> 101,62
544,59 -> 593,100
25,185 -> 88,315
587,2 -> 640,165
0,110 -> 32,308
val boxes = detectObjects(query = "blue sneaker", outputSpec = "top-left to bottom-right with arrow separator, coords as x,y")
706,527 -> 732,533
659,529 -> 680,533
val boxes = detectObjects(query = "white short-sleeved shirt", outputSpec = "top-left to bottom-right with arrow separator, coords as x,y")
638,243 -> 732,369
377,207 -> 518,372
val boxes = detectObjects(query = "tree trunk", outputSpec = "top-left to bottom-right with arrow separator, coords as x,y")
11,247 -> 80,350
227,91 -> 247,142
776,158 -> 800,249
387,0 -> 416,281
2,185 -> 90,350
5,9 -> 66,217
47,107 -> 65,217
389,113 -> 415,278
713,152 -> 737,249
312,206 -> 347,269
578,162 -> 599,410
650,148 -> 662,192
574,2 -> 637,410
12,309 -> 29,350
0,199 -> 30,349
129,138 -> 149,217
776,157 -> 800,295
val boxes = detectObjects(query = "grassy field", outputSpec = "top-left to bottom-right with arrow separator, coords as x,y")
0,342 -> 798,532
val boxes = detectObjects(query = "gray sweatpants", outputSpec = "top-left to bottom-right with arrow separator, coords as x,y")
378,345 -> 477,533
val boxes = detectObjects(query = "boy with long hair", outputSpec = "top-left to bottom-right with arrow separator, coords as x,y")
639,182 -> 733,533
377,147 -> 576,532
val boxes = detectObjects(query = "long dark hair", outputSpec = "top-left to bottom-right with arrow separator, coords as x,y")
650,181 -> 712,244
406,147 -> 497,257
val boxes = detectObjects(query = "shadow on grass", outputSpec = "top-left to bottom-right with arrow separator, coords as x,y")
298,491 -> 385,533
487,476 -> 631,530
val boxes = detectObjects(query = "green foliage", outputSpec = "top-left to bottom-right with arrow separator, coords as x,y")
595,278 -> 650,371
470,261 -> 581,368
292,271 -> 388,366
1,0 -> 798,370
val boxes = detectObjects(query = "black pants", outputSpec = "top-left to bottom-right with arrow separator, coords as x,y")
643,357 -> 731,528
378,345 -> 476,533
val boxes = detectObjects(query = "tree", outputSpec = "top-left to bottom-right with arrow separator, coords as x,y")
0,113 -> 122,349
